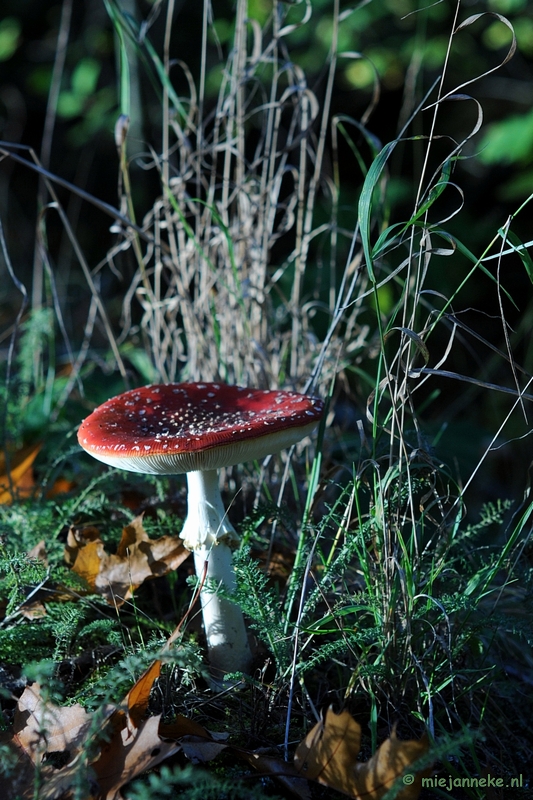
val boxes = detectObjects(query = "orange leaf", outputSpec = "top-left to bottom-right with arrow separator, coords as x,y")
0,444 -> 41,504
126,660 -> 162,728
354,728 -> 429,800
64,526 -> 104,589
46,476 -> 76,497
294,707 -> 429,800
64,516 -> 190,604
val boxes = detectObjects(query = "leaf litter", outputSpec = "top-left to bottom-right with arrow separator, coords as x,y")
64,515 -> 190,604
0,647 -> 429,799
0,516 -> 430,798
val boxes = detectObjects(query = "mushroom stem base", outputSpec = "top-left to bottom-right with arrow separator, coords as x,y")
194,543 -> 252,676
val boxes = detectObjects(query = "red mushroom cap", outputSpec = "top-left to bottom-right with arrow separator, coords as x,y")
77,383 -> 324,474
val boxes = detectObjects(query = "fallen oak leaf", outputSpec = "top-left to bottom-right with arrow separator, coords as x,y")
37,751 -> 100,800
294,707 -> 429,800
64,515 -> 190,604
0,662 -> 195,800
64,525 -> 103,589
354,727 -> 430,800
91,711 -> 181,800
0,737 -> 96,800
158,712 -> 230,764
161,726 -> 306,796
158,712 -> 227,763
90,651 -> 203,796
0,737 -> 37,800
160,717 -> 311,800
295,706 -> 360,794
0,682 -> 103,800
13,683 -> 94,764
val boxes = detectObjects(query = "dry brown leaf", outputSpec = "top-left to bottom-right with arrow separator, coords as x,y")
19,601 -> 48,619
1,672 -> 315,800
64,515 -> 190,604
91,711 -> 181,800
352,727 -> 429,799
0,646 -> 230,800
0,683 -> 98,799
354,727 -> 429,800
240,751 -> 312,800
0,735 -> 90,800
0,444 -> 41,504
179,735 -> 228,764
294,707 -> 429,800
89,656 -> 210,796
14,683 -> 94,765
27,539 -> 49,565
0,736 -> 38,800
295,708 -> 361,795
0,679 -> 186,799
38,753 -> 98,800
159,715 -> 210,740
126,659 -> 162,728
158,710 -> 230,763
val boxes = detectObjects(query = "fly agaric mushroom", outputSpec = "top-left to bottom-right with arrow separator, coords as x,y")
77,382 -> 324,677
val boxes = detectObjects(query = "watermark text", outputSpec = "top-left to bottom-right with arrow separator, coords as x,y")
402,773 -> 525,791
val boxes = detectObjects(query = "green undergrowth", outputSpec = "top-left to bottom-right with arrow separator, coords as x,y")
0,457 -> 532,797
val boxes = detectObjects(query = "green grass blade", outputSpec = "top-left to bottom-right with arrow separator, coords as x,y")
358,140 -> 398,281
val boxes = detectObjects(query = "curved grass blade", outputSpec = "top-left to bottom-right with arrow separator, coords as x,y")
358,140 -> 398,282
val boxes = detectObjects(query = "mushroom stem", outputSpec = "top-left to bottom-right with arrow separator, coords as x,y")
181,469 -> 252,676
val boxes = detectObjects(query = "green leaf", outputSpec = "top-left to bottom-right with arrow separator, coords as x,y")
409,158 -> 453,224
358,140 -> 398,281
478,108 -> 533,165
0,17 -> 21,62
57,92 -> 85,118
71,58 -> 101,97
